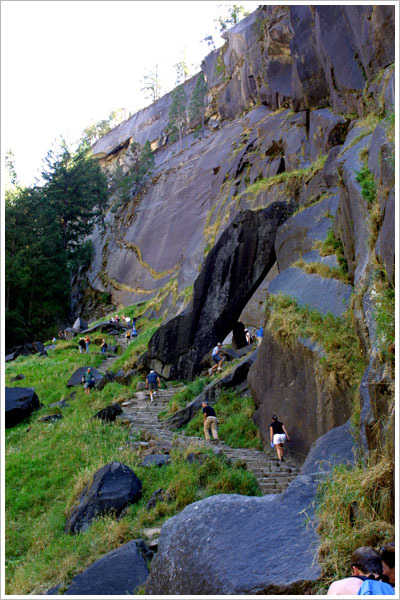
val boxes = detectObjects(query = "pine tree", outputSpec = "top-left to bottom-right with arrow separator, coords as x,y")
168,85 -> 187,151
141,65 -> 162,103
189,74 -> 208,139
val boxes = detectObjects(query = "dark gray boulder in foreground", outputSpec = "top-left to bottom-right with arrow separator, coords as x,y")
5,387 -> 42,428
65,462 -> 142,534
63,540 -> 150,595
146,422 -> 354,595
66,367 -> 104,388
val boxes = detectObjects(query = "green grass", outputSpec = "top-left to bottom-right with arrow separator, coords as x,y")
314,457 -> 394,594
5,336 -> 261,594
266,295 -> 366,388
183,390 -> 263,450
292,259 -> 351,284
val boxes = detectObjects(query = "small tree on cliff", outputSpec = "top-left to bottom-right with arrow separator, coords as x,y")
111,140 -> 155,212
168,85 -> 187,151
141,65 -> 162,103
130,140 -> 155,186
189,74 -> 208,139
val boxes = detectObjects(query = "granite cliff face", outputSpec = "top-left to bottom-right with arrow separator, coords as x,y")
76,6 -> 394,593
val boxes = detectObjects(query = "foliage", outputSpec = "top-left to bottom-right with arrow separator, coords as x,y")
355,165 -> 377,206
266,295 -> 366,388
174,56 -> 190,86
372,269 -> 395,362
313,227 -> 349,279
110,140 -> 155,212
314,457 -> 394,593
141,64 -> 162,103
5,141 -> 108,347
184,390 -> 263,449
189,74 -> 208,139
168,84 -> 187,150
5,342 -> 259,594
81,109 -> 128,144
215,4 -> 250,32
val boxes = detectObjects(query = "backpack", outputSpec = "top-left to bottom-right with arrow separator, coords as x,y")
358,579 -> 395,595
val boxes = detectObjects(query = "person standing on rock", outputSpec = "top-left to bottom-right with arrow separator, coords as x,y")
146,370 -> 160,403
202,401 -> 219,443
82,367 -> 95,395
209,343 -> 225,375
270,415 -> 290,462
100,339 -> 107,354
256,326 -> 264,345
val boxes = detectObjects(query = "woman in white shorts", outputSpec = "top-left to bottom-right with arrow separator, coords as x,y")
270,415 -> 291,462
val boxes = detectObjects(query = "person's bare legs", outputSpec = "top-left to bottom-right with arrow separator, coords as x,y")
276,444 -> 284,461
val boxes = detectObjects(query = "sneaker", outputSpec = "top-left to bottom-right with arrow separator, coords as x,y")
208,368 -> 213,375
217,367 -> 222,372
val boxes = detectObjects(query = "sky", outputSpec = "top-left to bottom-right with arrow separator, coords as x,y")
2,1 -> 260,187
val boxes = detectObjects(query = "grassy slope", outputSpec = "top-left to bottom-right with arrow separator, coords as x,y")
5,320 -> 260,594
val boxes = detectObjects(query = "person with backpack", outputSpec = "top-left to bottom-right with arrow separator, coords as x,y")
146,370 -> 160,403
100,339 -> 107,354
125,329 -> 131,343
269,415 -> 291,462
78,338 -> 86,354
327,546 -> 395,595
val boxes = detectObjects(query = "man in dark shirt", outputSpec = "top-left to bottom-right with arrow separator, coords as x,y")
202,401 -> 219,443
269,415 -> 290,462
146,370 -> 160,403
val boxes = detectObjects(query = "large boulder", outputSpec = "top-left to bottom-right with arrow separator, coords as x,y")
63,540 -> 150,595
72,317 -> 88,332
65,462 -> 142,534
248,331 -> 353,461
145,422 -> 355,595
5,387 -> 42,428
140,202 -> 294,380
66,367 -> 104,388
267,267 -> 353,318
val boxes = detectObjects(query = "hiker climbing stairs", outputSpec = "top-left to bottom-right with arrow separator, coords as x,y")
99,332 -> 129,373
119,387 -> 301,496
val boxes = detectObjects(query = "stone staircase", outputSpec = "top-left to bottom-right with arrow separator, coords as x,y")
98,333 -> 130,373
119,388 -> 300,496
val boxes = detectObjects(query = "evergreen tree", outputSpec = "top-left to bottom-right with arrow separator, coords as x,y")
168,85 -> 187,151
141,65 -> 162,103
111,140 -> 155,212
189,74 -> 208,139
215,5 -> 250,32
5,139 -> 108,346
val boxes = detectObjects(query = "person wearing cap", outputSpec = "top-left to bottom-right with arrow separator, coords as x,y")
146,370 -> 160,402
202,401 -> 219,443
81,367 -> 95,395
269,415 -> 290,462
209,343 -> 225,375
